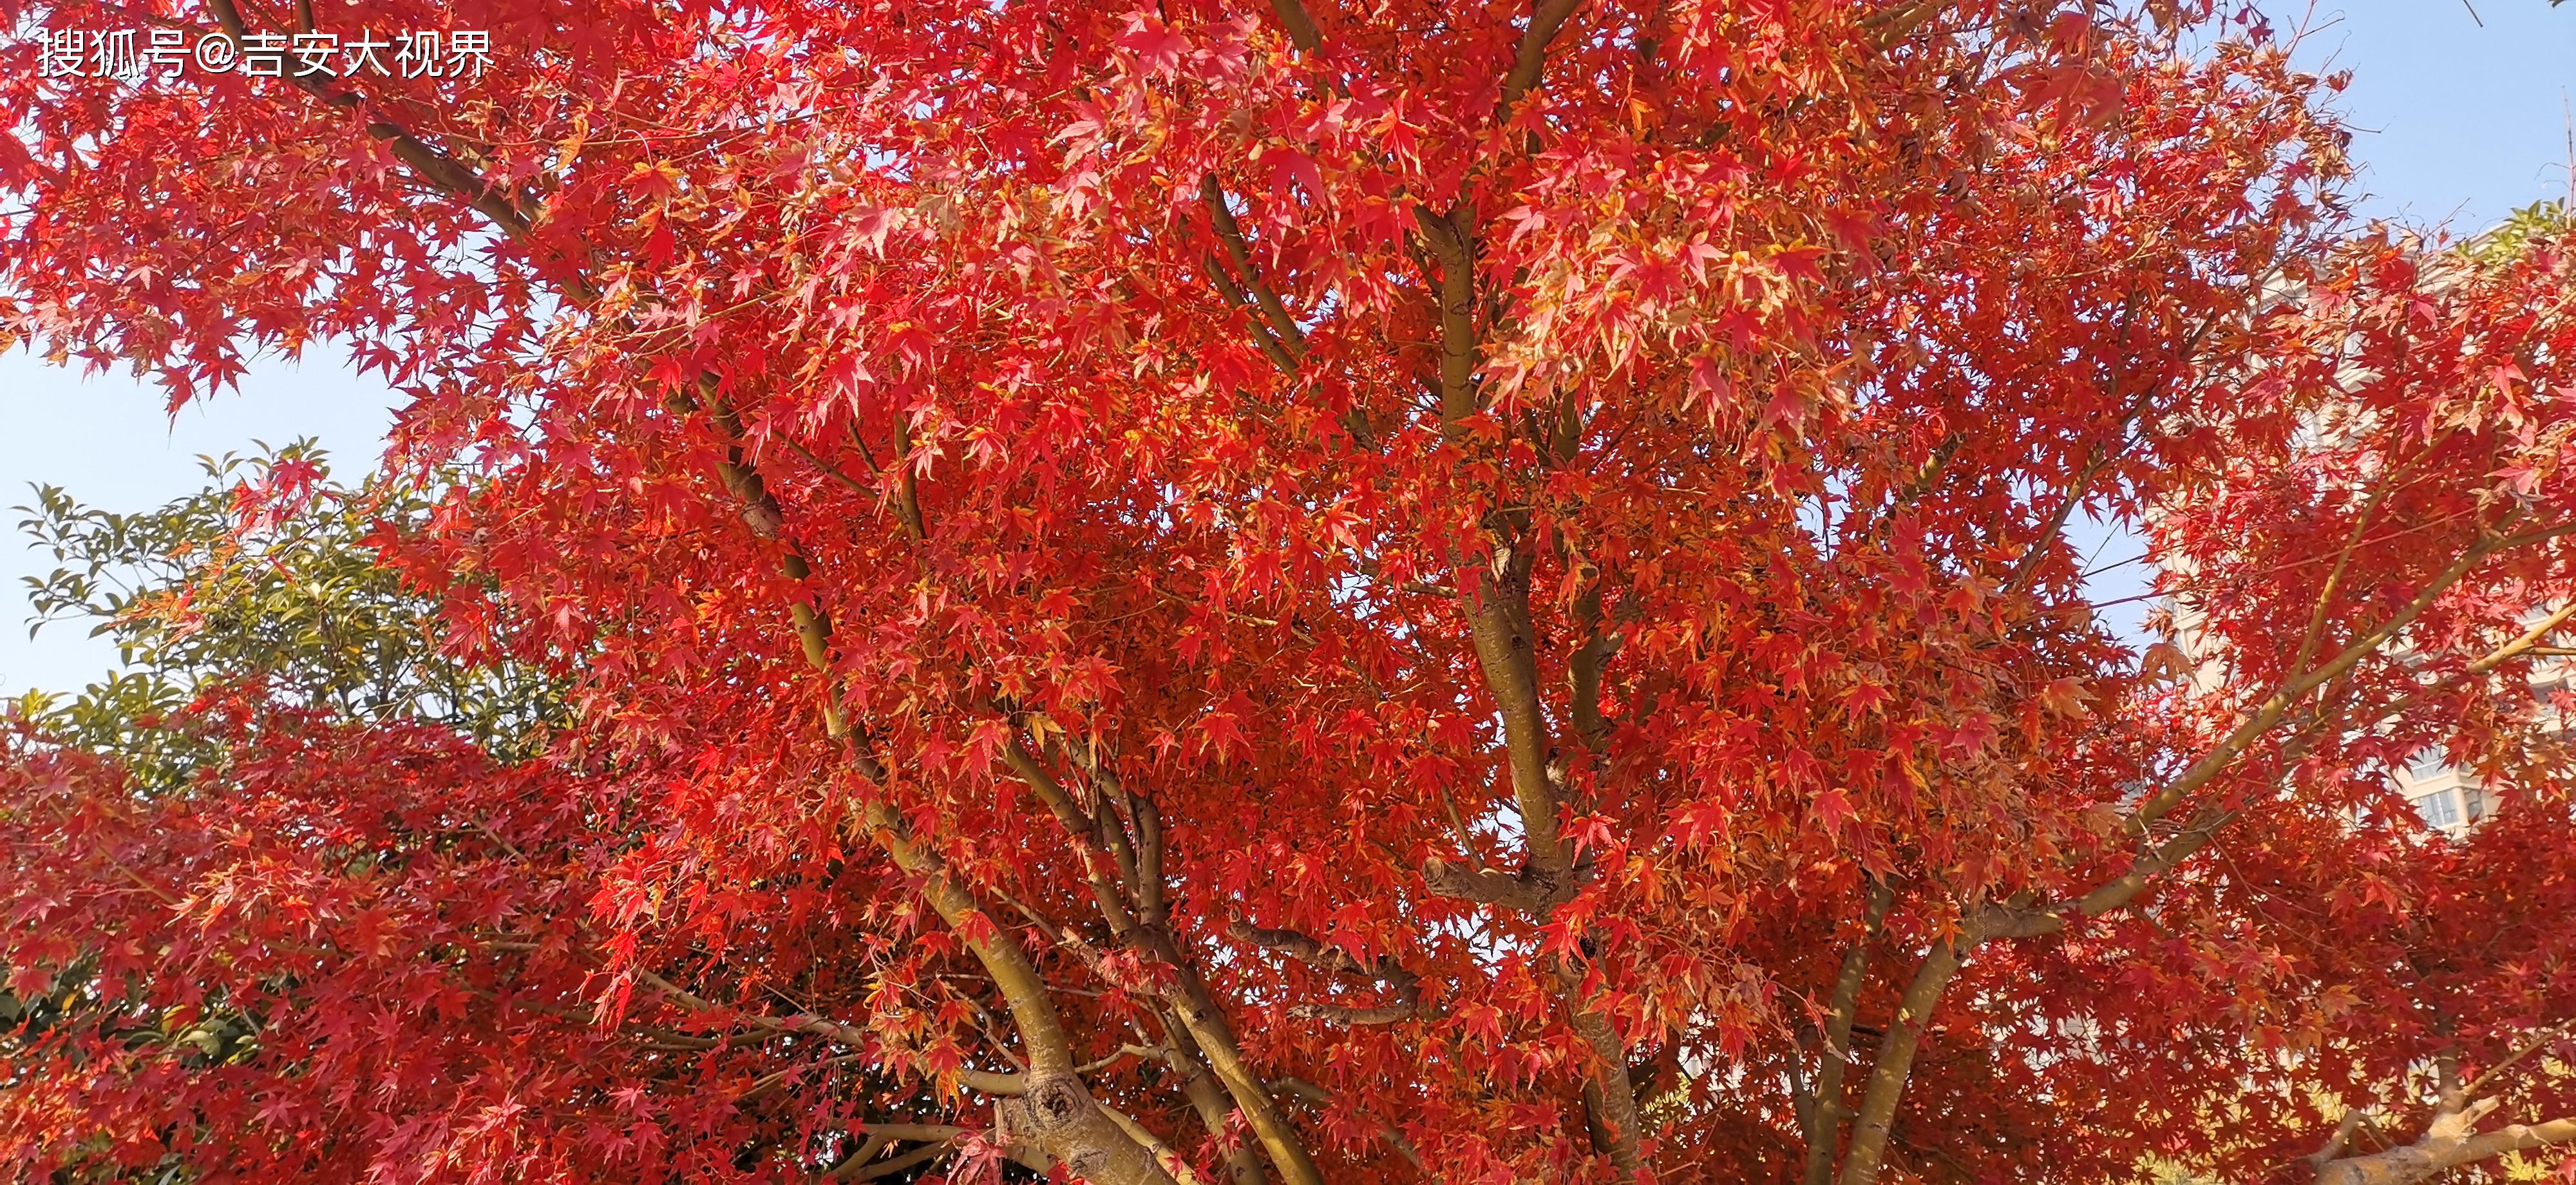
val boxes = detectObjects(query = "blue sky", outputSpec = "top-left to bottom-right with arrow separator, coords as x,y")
5,0 -> 2575,695
2302,0 -> 2576,229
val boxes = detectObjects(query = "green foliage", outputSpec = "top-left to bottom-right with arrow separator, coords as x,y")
10,442 -> 565,788
2465,199 -> 2573,265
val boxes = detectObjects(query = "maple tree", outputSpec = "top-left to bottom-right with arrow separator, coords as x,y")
6,0 -> 2576,1181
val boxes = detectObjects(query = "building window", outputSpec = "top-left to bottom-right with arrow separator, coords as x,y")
2414,790 -> 2461,829
2462,784 -> 2487,822
2406,748 -> 2451,783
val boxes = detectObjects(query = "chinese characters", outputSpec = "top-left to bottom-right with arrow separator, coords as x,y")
37,28 -> 491,80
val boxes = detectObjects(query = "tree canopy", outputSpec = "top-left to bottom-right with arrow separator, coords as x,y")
13,444 -> 565,781
5,1 -> 2576,1183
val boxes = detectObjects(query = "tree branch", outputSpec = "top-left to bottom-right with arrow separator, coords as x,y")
1102,1105 -> 1212,1185
2130,515 -> 2527,833
1265,0 -> 1325,52
1158,1014 -> 1273,1185
1568,574 -> 1624,752
2316,1099 -> 2576,1185
837,1141 -> 951,1182
1010,742 -> 1323,1185
1202,176 -> 1307,367
1229,919 -> 1423,1025
1498,0 -> 1587,114
2464,1024 -> 2570,1098
202,0 -> 553,262
1411,61 -> 1648,1163
1803,878 -> 1894,1185
1274,1076 -> 1428,1174
1833,936 -> 1963,1185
